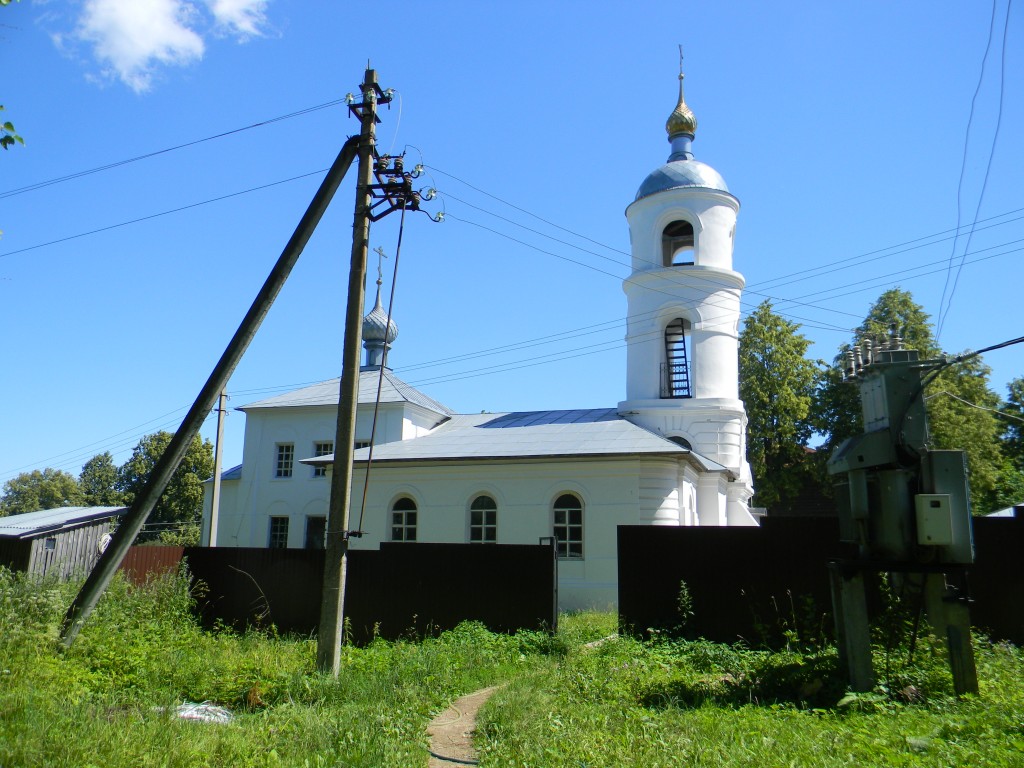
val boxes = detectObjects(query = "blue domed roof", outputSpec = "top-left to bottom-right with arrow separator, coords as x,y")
635,159 -> 729,201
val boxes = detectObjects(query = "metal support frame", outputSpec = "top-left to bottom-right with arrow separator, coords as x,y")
826,337 -> 979,696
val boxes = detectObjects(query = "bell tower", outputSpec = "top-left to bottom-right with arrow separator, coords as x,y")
618,61 -> 754,522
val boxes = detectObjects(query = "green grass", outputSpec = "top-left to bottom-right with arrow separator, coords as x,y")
0,568 -> 551,767
2,569 -> 1023,767
476,632 -> 1024,767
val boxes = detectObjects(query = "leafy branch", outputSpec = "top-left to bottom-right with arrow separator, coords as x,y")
1,106 -> 24,150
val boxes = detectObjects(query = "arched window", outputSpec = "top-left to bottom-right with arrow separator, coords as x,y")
390,497 -> 417,542
469,495 -> 497,543
552,493 -> 583,559
663,318 -> 692,398
662,220 -> 695,266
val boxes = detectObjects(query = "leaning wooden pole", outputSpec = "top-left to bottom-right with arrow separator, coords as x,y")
59,135 -> 360,647
317,68 -> 379,675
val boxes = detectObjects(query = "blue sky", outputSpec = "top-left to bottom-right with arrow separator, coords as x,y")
1,0 -> 1021,484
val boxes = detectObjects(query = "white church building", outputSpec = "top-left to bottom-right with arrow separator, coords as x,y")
201,69 -> 757,609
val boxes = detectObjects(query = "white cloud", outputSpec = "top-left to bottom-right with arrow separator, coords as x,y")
76,0 -> 205,92
206,0 -> 268,38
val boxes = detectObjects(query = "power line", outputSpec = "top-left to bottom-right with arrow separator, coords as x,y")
432,163 -> 1024,307
780,238 -> 1024,306
442,190 -> 865,325
938,0 -> 1013,339
0,98 -> 348,200
0,168 -> 330,260
755,208 -> 1024,290
937,0 -> 1000,338
925,390 -> 1024,425
0,410 -> 213,485
431,172 -> 1024,329
427,165 -> 628,258
445,206 -> 1024,335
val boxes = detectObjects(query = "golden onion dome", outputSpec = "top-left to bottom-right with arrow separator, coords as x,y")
665,73 -> 697,139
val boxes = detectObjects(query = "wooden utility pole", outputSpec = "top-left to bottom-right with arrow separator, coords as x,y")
317,68 -> 380,675
207,390 -> 228,546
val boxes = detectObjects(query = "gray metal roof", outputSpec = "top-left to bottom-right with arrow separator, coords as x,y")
220,463 -> 243,480
240,369 -> 453,416
635,159 -> 730,200
0,506 -> 127,539
202,463 -> 242,484
306,408 -> 730,471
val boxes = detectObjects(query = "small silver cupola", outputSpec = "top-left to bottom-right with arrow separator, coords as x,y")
362,281 -> 398,369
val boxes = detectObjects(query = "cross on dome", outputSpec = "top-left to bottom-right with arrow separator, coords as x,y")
666,46 -> 697,141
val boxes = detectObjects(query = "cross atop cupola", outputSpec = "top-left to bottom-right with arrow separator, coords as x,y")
666,46 -> 697,161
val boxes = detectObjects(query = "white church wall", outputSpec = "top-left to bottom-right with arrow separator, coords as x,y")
626,192 -> 739,273
696,473 -> 727,526
680,464 -> 700,526
347,457 -> 648,610
205,402 -> 433,549
622,277 -> 742,404
638,457 -> 682,525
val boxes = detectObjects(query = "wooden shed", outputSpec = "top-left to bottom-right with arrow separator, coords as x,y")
0,506 -> 127,579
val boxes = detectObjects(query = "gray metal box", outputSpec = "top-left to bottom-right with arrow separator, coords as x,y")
916,494 -> 953,546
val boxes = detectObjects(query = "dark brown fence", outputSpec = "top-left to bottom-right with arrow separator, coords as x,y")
119,545 -> 185,584
184,542 -> 558,642
618,514 -> 1024,645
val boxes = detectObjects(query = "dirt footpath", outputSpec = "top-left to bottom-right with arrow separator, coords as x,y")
426,686 -> 500,766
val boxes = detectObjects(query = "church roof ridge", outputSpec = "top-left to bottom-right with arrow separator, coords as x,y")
239,370 -> 453,416
302,408 -> 733,466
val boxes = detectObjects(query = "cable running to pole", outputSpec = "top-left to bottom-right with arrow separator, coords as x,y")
357,202 -> 408,535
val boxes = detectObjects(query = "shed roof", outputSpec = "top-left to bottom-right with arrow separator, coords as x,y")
0,506 -> 128,540
240,369 -> 452,417
304,408 -> 731,472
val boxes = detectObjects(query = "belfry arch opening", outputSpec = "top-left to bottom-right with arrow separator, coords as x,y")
663,317 -> 692,398
662,220 -> 695,266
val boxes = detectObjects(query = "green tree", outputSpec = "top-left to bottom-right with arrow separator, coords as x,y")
79,452 -> 125,507
117,431 -> 214,545
815,288 -> 1010,513
739,301 -> 822,510
0,468 -> 84,516
1002,377 -> 1024,473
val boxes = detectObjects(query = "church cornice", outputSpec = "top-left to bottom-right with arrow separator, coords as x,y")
626,185 -> 739,218
622,264 -> 746,291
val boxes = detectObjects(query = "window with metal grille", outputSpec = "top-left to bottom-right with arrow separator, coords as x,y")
312,441 -> 333,477
469,495 -> 497,543
268,516 -> 289,548
553,493 -> 583,559
664,318 -> 692,398
662,220 -> 695,266
305,516 -> 326,549
391,497 -> 417,542
275,443 -> 294,478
